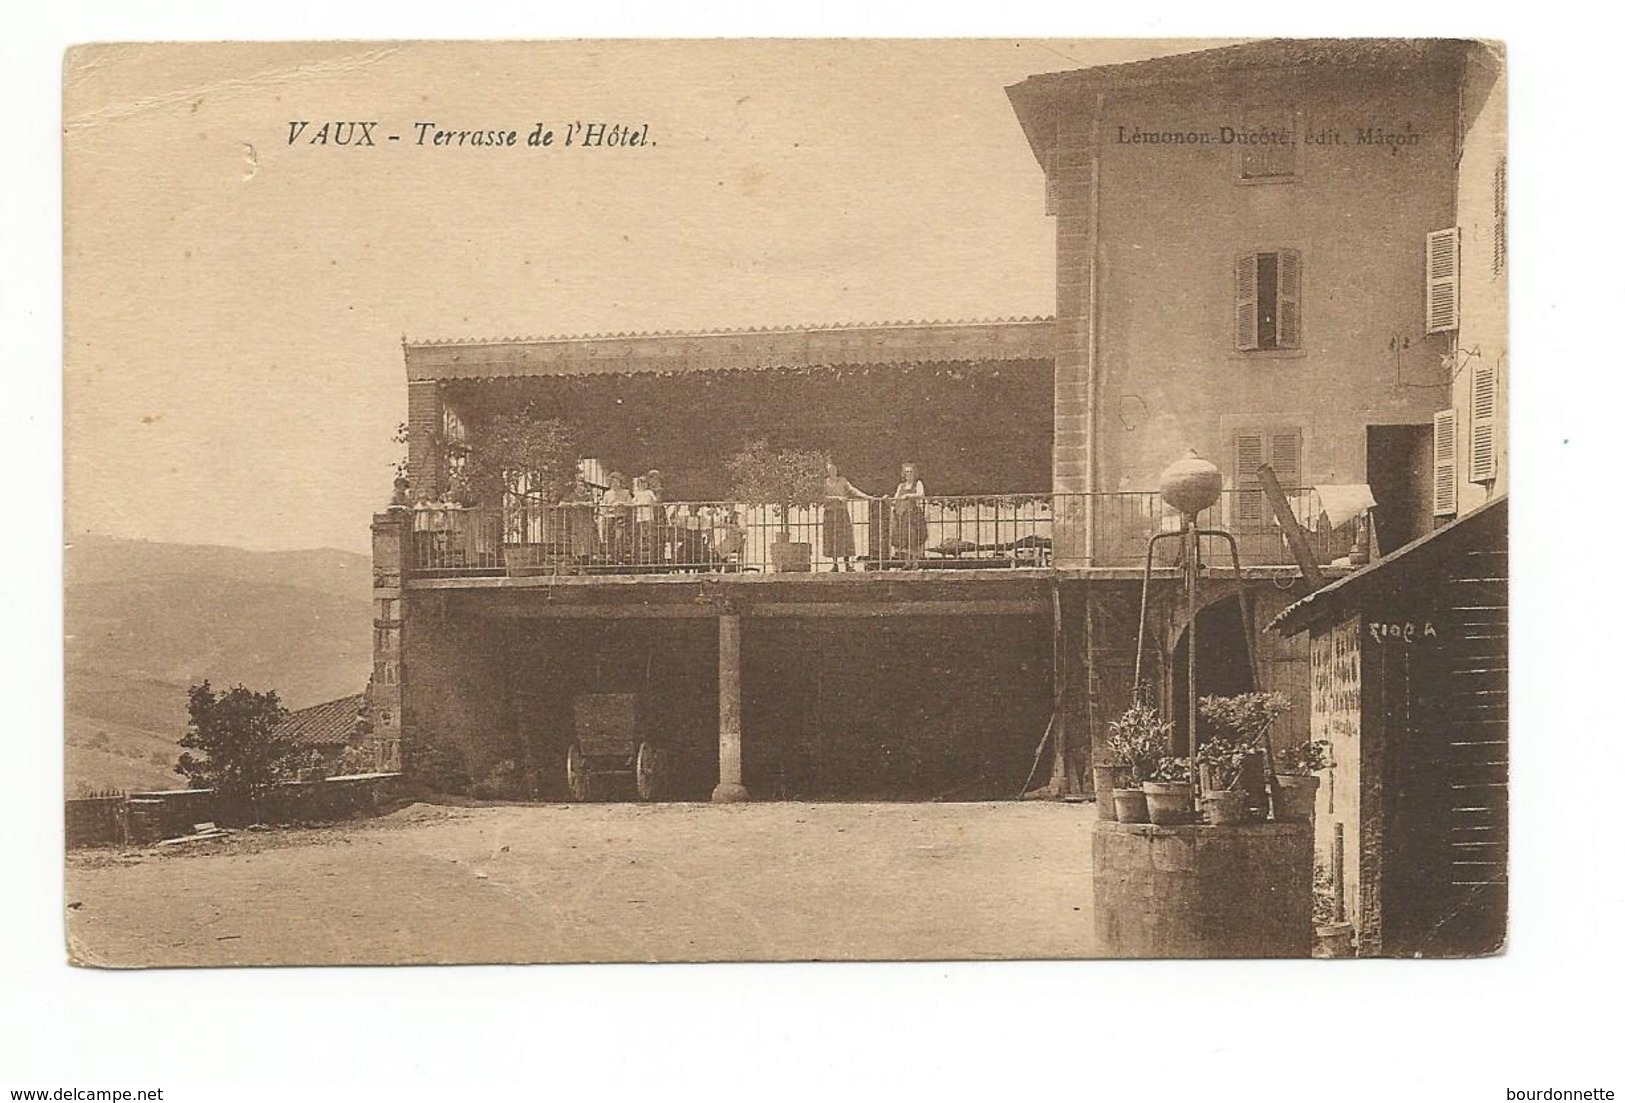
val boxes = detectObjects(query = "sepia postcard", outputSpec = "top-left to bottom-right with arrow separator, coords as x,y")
63,38 -> 1508,966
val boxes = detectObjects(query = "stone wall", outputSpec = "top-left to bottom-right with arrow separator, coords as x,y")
64,796 -> 128,848
1092,821 -> 1313,957
83,775 -> 402,848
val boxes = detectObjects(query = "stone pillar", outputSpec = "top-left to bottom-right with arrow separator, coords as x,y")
711,613 -> 749,802
1051,106 -> 1100,567
370,509 -> 412,772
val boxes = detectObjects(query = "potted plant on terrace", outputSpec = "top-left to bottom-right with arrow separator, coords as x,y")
1274,738 -> 1331,824
461,406 -> 580,575
1143,756 -> 1193,826
724,440 -> 828,573
1102,694 -> 1173,825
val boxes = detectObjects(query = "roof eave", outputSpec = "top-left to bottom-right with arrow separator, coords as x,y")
1270,496 -> 1509,636
1004,78 -> 1053,170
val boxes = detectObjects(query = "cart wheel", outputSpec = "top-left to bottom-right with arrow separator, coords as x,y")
566,743 -> 590,802
635,742 -> 662,802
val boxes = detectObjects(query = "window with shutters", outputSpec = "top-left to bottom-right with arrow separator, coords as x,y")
1426,227 -> 1461,333
1432,409 -> 1458,517
1235,249 -> 1302,352
1492,157 -> 1507,277
1233,427 -> 1304,532
1236,106 -> 1300,182
1468,361 -> 1498,484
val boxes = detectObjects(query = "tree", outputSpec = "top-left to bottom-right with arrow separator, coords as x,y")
725,440 -> 829,539
175,681 -> 293,823
461,405 -> 580,506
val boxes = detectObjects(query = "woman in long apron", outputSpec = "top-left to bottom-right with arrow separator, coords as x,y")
890,463 -> 929,568
821,462 -> 873,571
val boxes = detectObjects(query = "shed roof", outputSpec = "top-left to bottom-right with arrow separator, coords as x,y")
275,693 -> 366,749
1269,496 -> 1508,637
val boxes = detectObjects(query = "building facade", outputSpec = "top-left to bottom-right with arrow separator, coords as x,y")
369,40 -> 1506,819
1006,36 -> 1507,769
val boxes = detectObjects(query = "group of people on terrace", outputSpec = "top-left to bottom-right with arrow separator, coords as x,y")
404,460 -> 935,571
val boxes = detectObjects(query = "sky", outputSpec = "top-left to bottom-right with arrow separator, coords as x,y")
64,39 -> 1215,553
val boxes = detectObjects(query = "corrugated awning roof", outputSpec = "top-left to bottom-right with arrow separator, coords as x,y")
403,317 -> 1054,382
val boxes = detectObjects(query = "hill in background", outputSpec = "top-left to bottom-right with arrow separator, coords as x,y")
64,535 -> 373,794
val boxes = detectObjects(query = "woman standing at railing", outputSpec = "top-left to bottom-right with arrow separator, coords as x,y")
630,475 -> 661,565
891,462 -> 929,568
599,472 -> 633,563
822,462 -> 874,572
561,476 -> 600,565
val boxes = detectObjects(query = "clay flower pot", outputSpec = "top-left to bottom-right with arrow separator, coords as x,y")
1142,781 -> 1193,825
1202,788 -> 1249,826
1273,774 -> 1321,824
769,538 -> 812,573
1094,765 -> 1133,821
1112,787 -> 1149,824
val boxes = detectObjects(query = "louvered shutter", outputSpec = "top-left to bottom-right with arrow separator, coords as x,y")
1433,409 -> 1458,516
1235,431 -> 1266,529
1276,249 -> 1302,349
1235,253 -> 1260,350
1469,362 -> 1498,483
1426,228 -> 1461,333
1270,430 -> 1302,490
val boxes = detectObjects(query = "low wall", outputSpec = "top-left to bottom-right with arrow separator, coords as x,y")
1092,821 -> 1313,958
80,774 -> 403,848
126,789 -> 217,845
260,773 -> 402,824
64,796 -> 129,848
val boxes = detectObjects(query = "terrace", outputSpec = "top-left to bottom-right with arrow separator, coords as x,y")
401,487 -> 1356,581
396,320 -> 1362,590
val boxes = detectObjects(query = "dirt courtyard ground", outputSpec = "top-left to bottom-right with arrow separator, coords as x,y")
65,800 -> 1101,966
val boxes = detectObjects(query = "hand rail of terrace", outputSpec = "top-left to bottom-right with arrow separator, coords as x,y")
400,489 -> 1349,578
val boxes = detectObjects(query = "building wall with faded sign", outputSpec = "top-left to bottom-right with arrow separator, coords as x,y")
1311,613 -> 1363,935
1035,51 -> 1462,503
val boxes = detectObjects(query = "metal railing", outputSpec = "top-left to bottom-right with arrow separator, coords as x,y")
403,489 -> 1351,577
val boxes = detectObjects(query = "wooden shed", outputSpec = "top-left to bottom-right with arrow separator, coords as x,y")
1271,496 -> 1508,957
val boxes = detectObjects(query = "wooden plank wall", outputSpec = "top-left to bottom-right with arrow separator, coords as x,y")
1377,518 -> 1508,956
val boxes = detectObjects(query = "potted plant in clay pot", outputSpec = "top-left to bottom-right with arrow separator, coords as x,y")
1103,694 -> 1172,825
1274,738 -> 1331,824
460,406 -> 580,575
1143,756 -> 1193,826
1194,732 -> 1258,825
725,440 -> 828,573
1198,691 -> 1292,821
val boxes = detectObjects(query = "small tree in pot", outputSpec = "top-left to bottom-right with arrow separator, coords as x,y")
724,440 -> 828,572
461,406 -> 580,571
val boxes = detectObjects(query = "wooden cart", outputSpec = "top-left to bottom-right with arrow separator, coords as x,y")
566,693 -> 667,801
